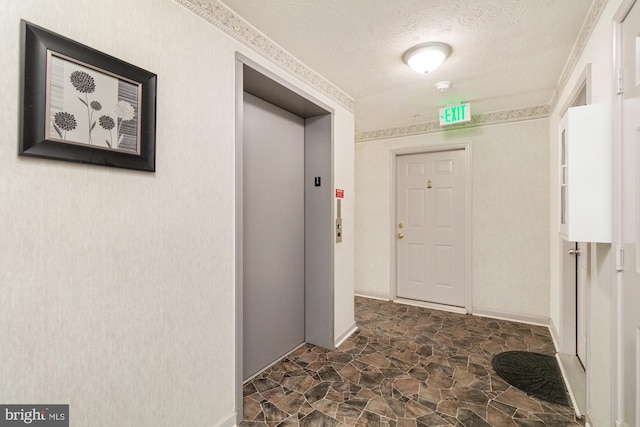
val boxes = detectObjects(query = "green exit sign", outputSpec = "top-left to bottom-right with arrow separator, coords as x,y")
439,103 -> 471,126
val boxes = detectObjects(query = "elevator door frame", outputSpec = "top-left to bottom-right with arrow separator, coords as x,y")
234,53 -> 335,424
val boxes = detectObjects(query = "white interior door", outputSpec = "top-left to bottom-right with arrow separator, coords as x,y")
243,92 -> 305,380
560,238 -> 578,356
620,3 -> 640,423
576,242 -> 588,367
396,149 -> 467,307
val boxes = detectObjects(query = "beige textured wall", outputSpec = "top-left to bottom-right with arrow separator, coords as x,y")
0,1 -> 354,426
355,119 -> 550,320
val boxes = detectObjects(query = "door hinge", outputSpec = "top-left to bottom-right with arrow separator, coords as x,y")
617,68 -> 624,94
616,245 -> 624,271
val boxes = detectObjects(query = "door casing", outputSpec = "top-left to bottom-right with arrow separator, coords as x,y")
614,1 -> 640,423
576,241 -> 589,368
390,143 -> 472,313
555,64 -> 591,417
556,67 -> 590,360
235,53 -> 335,424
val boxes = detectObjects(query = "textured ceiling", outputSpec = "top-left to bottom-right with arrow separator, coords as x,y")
219,0 -> 594,132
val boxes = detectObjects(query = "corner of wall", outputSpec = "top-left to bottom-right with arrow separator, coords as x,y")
354,289 -> 391,301
214,412 -> 239,427
548,316 -> 561,352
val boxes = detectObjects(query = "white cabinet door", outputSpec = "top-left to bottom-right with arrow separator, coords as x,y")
559,104 -> 611,243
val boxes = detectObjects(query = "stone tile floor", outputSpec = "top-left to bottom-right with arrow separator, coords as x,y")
241,297 -> 583,426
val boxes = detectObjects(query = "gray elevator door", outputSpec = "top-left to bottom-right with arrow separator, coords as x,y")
243,92 -> 305,380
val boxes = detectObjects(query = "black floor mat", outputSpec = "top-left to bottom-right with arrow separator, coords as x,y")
492,351 -> 570,406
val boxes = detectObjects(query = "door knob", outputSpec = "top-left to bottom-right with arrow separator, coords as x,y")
397,233 -> 405,239
568,249 -> 583,256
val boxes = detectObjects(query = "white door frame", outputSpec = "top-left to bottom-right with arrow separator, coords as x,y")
389,143 -> 472,313
556,64 -> 591,357
553,64 -> 593,418
613,1 -> 637,423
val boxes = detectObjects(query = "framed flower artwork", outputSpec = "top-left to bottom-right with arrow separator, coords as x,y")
19,20 -> 157,172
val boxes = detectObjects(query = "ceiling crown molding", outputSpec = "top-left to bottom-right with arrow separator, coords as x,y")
355,104 -> 551,142
175,0 -> 354,112
549,0 -> 607,110
177,0 -> 603,141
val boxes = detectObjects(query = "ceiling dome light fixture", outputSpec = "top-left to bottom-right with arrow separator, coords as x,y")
403,42 -> 451,74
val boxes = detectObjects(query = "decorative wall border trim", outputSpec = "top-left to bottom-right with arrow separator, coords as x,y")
175,0 -> 354,112
355,104 -> 551,142
549,0 -> 607,110
177,0 -> 604,141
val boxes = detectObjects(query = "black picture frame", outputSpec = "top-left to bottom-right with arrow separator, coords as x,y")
19,20 -> 157,172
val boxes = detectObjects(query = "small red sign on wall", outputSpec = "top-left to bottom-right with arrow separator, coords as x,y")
335,189 -> 344,198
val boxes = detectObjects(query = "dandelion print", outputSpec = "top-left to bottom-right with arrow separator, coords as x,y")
70,70 -> 98,144
114,100 -> 135,121
53,111 -> 77,140
70,71 -> 95,93
99,115 -> 116,148
87,100 -> 102,143
113,100 -> 136,148
48,54 -> 142,152
99,115 -> 115,129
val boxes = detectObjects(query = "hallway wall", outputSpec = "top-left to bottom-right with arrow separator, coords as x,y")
355,119 -> 550,321
0,1 -> 354,426
548,0 -> 622,424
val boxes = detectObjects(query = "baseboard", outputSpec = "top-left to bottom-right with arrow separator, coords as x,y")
548,318 -> 561,352
354,289 -> 390,301
356,297 -> 551,327
335,322 -> 358,347
472,308 -> 550,327
556,353 -> 585,418
394,298 -> 466,314
243,342 -> 307,384
213,411 -> 238,427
